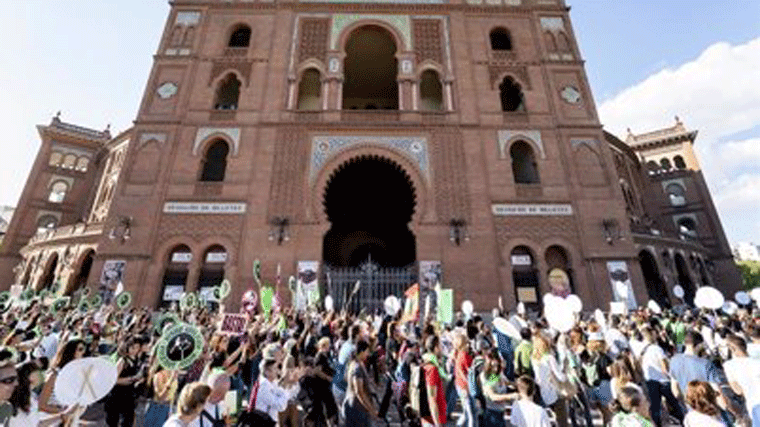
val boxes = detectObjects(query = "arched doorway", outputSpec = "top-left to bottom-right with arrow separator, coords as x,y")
197,245 -> 227,307
638,250 -> 668,307
674,253 -> 695,305
545,245 -> 574,296
342,25 -> 399,110
69,250 -> 95,295
160,245 -> 192,308
322,156 -> 417,312
39,253 -> 58,291
511,246 -> 540,310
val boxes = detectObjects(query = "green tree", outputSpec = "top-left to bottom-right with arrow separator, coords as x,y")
737,260 -> 760,290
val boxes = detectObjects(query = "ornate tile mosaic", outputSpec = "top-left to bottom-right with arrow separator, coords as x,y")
331,15 -> 412,50
310,135 -> 429,183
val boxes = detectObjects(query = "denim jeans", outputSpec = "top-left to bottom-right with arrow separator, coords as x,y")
456,386 -> 477,427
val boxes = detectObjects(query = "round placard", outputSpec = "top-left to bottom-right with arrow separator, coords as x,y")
54,357 -> 118,406
462,300 -> 474,316
116,292 -> 132,309
493,317 -> 521,340
695,286 -> 724,310
735,291 -> 750,305
0,291 -> 10,308
156,323 -> 204,370
153,313 -> 179,335
324,295 -> 334,312
647,300 -> 662,314
673,285 -> 685,299
384,296 -> 400,316
78,299 -> 90,313
180,292 -> 197,312
219,279 -> 231,299
52,298 -> 70,314
21,288 -> 34,301
89,294 -> 103,308
566,294 -> 583,313
50,282 -> 60,295
253,260 -> 261,281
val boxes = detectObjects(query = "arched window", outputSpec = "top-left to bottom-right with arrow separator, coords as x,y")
660,157 -> 672,170
48,181 -> 68,203
39,253 -> 58,291
646,160 -> 660,175
228,25 -> 252,48
62,154 -> 77,169
678,217 -> 698,239
499,77 -> 524,112
511,246 -> 539,309
198,245 -> 227,303
419,69 -> 444,111
199,140 -> 229,182
161,245 -> 192,308
489,28 -> 512,50
36,215 -> 58,234
49,152 -> 63,167
75,157 -> 89,172
545,245 -> 574,296
342,25 -> 399,110
510,141 -> 540,184
214,73 -> 241,110
297,69 -> 322,111
666,183 -> 686,206
674,155 -> 687,169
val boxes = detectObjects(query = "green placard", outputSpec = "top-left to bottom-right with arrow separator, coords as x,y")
437,289 -> 454,324
156,323 -> 204,370
52,297 -> 70,314
219,279 -> 231,299
180,292 -> 197,312
154,313 -> 179,335
260,286 -> 274,317
89,294 -> 103,308
116,292 -> 132,309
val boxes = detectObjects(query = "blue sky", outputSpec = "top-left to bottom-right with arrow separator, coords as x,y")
0,1 -> 758,245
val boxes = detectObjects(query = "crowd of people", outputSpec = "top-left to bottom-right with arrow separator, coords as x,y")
0,291 -> 759,427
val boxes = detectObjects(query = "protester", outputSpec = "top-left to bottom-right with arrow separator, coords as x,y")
479,348 -> 514,427
509,376 -> 551,427
163,382 -> 211,427
531,334 -> 568,427
453,332 -> 475,427
683,381 -> 728,427
637,326 -> 684,427
421,335 -> 446,427
723,334 -> 760,427
342,340 -> 376,427
610,385 -> 653,427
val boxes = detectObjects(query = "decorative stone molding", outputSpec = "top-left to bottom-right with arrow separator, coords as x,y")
498,130 -> 546,159
193,128 -> 241,156
309,135 -> 429,184
331,15 -> 412,50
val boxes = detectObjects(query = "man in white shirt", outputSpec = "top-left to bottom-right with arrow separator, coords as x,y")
190,372 -> 230,427
604,316 -> 629,357
639,326 -> 684,427
252,359 -> 292,423
510,376 -> 551,427
723,335 -> 760,427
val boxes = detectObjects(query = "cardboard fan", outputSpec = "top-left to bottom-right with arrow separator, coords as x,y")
82,287 -> 91,297
154,313 -> 179,335
288,276 -> 297,293
50,282 -> 60,296
116,291 -> 132,309
156,323 -> 204,370
21,288 -> 34,301
39,289 -> 50,300
180,292 -> 197,312
78,299 -> 90,313
493,317 -> 521,340
52,297 -> 70,314
0,292 -> 10,309
253,260 -> 262,282
89,294 -> 103,308
55,357 -> 118,406
218,279 -> 231,299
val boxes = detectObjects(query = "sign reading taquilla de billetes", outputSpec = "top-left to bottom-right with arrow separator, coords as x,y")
491,204 -> 573,216
163,202 -> 247,214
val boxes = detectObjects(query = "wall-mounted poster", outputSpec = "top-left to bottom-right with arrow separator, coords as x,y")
419,261 -> 442,289
606,260 -> 637,309
298,261 -> 320,309
99,260 -> 126,305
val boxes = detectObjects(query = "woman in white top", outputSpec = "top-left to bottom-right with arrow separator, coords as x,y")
163,382 -> 212,427
531,334 -> 568,427
683,381 -> 727,427
251,359 -> 296,423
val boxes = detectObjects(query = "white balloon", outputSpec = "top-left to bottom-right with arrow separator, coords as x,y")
735,291 -> 751,305
545,303 -> 575,333
55,357 -> 118,406
462,300 -> 474,316
384,296 -> 400,316
673,285 -> 685,299
695,286 -> 724,310
722,301 -> 738,315
543,293 -> 560,308
324,295 -> 334,312
493,317 -> 521,340
647,300 -> 662,314
751,288 -> 760,303
566,294 -> 583,313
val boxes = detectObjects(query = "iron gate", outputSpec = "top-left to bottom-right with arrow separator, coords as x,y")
323,257 -> 417,314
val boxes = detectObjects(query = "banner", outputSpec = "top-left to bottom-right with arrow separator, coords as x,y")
606,261 -> 637,309
219,313 -> 248,336
99,260 -> 126,305
419,261 -> 442,289
437,288 -> 454,324
403,283 -> 420,322
298,261 -> 320,309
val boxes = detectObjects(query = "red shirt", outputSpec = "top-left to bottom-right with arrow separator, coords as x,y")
454,350 -> 473,391
423,363 -> 447,426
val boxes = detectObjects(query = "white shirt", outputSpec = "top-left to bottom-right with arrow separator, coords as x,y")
532,355 -> 565,405
605,328 -> 629,356
510,398 -> 551,427
9,395 -> 40,427
163,415 -> 190,427
747,342 -> 760,360
252,376 -> 290,421
34,332 -> 60,360
683,410 -> 727,427
669,353 -> 713,393
640,343 -> 669,383
723,357 -> 760,427
188,401 -> 226,427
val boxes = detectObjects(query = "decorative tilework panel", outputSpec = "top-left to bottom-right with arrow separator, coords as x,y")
310,135 -> 429,184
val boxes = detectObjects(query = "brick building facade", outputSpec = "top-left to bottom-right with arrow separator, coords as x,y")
0,0 -> 741,311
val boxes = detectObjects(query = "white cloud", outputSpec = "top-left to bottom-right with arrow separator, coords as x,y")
598,37 -> 760,244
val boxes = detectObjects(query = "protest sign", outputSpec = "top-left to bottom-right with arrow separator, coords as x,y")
219,313 -> 248,336
436,289 -> 453,324
54,357 -> 118,406
156,323 -> 204,370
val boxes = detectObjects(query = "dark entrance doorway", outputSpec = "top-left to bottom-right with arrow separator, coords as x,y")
674,253 -> 695,305
323,155 -> 416,268
638,250 -> 668,307
70,250 -> 95,295
322,156 -> 417,312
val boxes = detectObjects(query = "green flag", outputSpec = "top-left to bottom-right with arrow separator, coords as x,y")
437,289 -> 454,324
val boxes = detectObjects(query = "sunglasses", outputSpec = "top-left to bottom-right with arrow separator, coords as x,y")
0,376 -> 17,385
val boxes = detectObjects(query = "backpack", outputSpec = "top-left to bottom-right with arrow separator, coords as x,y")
467,357 -> 486,411
409,363 -> 431,419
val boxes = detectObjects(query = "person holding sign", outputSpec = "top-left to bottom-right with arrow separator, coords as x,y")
38,339 -> 86,426
105,337 -> 144,427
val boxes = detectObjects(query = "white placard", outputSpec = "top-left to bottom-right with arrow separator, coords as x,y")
171,252 -> 192,263
55,357 -> 118,406
206,252 -> 228,263
606,260 -> 637,309
491,204 -> 573,216
163,202 -> 247,214
163,285 -> 185,301
199,287 -> 217,302
511,255 -> 532,266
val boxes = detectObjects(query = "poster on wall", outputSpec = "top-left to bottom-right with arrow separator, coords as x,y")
606,260 -> 637,309
99,260 -> 126,305
547,269 -> 572,297
298,261 -> 320,309
419,261 -> 442,289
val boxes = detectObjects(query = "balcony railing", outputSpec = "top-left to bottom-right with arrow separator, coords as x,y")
27,222 -> 104,246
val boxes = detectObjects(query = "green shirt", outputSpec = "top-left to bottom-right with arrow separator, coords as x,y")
514,341 -> 533,375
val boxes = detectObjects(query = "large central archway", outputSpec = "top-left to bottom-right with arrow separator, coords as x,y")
322,155 -> 416,267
